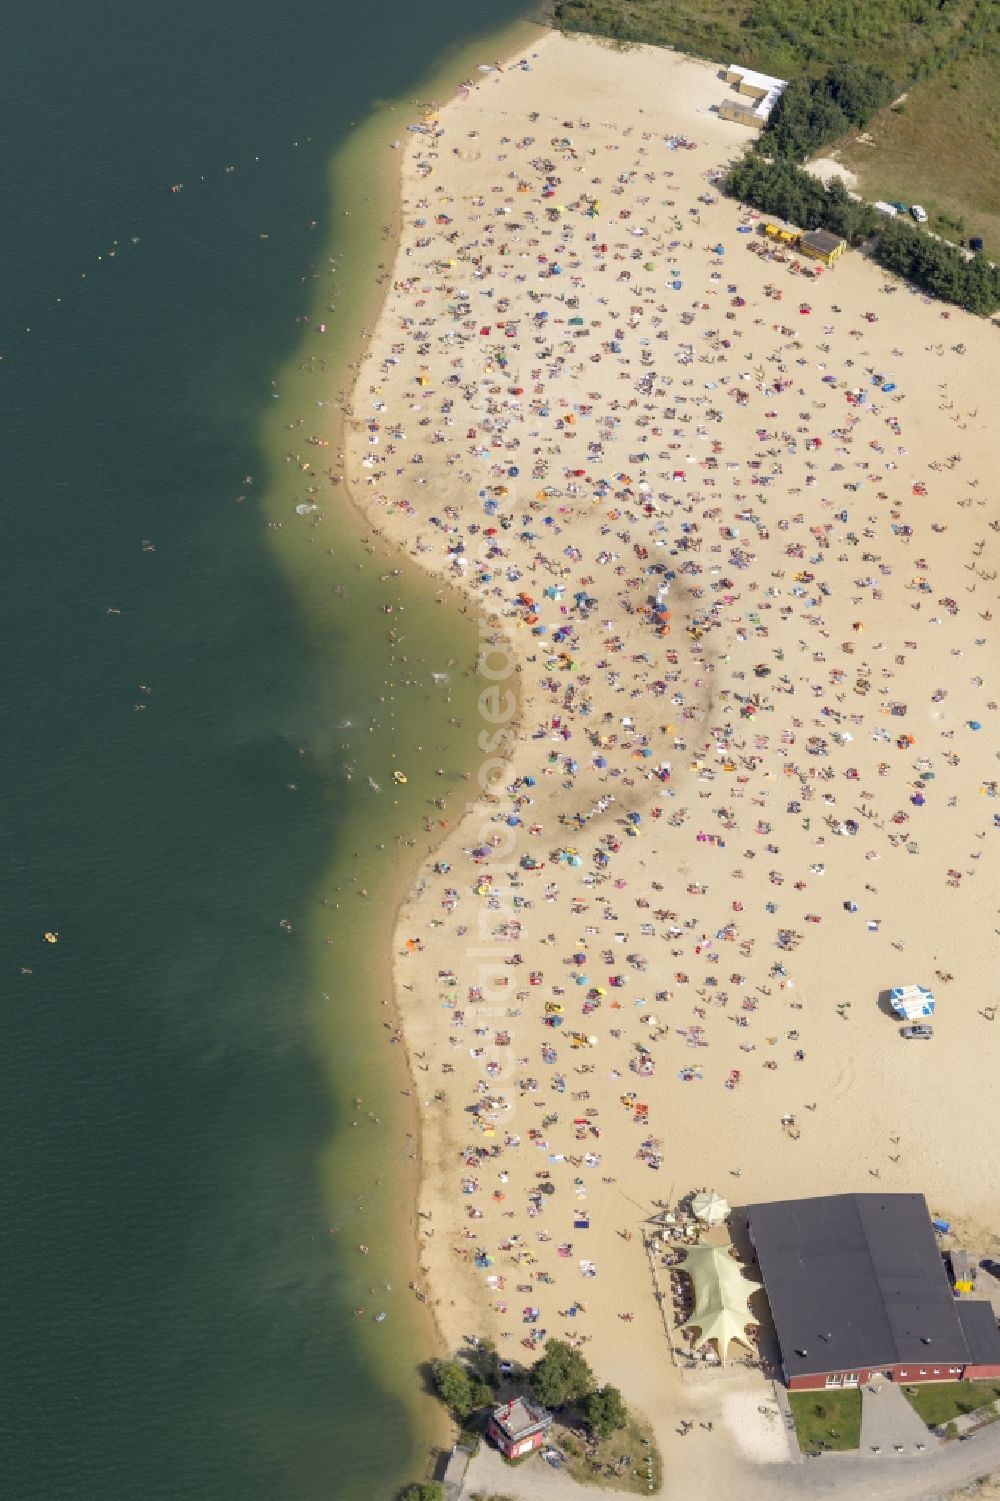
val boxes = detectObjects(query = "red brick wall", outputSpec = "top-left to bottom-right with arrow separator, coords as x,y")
787,1363 -> 971,1390
486,1420 -> 546,1457
486,1420 -> 512,1455
890,1364 -> 967,1383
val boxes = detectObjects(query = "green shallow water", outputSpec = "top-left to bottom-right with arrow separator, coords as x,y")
0,4 -> 533,1497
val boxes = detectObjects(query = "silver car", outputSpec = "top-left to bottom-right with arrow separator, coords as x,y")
900,1024 -> 933,1040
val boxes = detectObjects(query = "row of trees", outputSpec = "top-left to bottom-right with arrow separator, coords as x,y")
758,62 -> 895,160
725,155 -> 881,241
724,153 -> 1000,314
873,216 -> 1000,315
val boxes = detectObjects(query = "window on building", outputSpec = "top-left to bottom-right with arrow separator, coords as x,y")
825,1374 -> 843,1388
842,1373 -> 859,1387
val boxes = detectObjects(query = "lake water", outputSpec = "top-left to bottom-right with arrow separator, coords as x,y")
0,2 -> 532,1496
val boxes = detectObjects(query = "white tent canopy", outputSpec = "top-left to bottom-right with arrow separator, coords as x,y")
678,1246 -> 760,1364
691,1189 -> 730,1226
890,984 -> 935,1019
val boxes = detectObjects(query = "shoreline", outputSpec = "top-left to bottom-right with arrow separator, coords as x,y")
344,25 -> 1000,1492
257,11 -> 546,1482
319,12 -> 544,1417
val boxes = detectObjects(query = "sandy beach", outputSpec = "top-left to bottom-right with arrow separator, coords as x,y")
341,29 -> 1000,1485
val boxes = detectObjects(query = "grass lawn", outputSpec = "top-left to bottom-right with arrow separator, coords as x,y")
787,1389 -> 862,1452
830,46 -> 1000,259
554,1414 -> 662,1493
903,1381 -> 1000,1430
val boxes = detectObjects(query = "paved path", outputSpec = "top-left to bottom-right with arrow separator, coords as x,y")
464,1444 -> 637,1499
464,1413 -> 1000,1501
771,1382 -> 805,1465
860,1378 -> 938,1459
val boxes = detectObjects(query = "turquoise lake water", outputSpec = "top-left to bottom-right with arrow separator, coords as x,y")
0,2 -> 530,1496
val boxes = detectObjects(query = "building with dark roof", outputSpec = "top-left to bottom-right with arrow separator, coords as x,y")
746,1193 -> 1000,1391
797,228 -> 847,265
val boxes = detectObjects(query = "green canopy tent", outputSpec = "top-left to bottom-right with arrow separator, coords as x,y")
678,1245 -> 760,1364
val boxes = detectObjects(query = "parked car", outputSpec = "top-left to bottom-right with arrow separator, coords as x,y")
890,201 -> 909,215
911,204 -> 929,223
900,1024 -> 933,1040
970,236 -> 985,253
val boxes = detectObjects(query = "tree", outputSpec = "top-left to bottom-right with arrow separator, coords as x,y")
467,1335 -> 502,1388
400,1484 -> 445,1501
821,176 -> 879,243
824,61 -> 894,125
725,155 -> 828,229
961,254 -> 1000,317
529,1339 -> 595,1409
584,1384 -> 629,1438
430,1359 -> 492,1420
758,64 -> 894,162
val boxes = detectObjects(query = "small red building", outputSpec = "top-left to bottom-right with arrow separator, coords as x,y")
487,1396 -> 553,1458
746,1193 -> 1000,1392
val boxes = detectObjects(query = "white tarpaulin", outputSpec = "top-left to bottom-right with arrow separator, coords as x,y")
890,984 -> 935,1019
